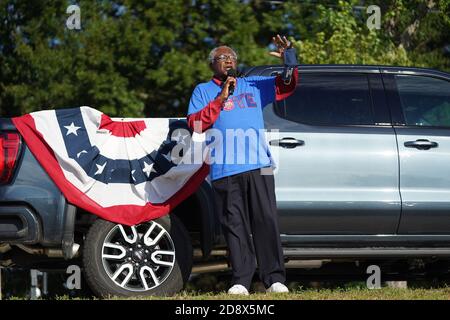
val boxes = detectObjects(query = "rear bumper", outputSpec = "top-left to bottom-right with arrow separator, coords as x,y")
0,205 -> 41,244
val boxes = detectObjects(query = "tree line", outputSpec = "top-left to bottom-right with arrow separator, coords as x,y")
1,0 -> 449,118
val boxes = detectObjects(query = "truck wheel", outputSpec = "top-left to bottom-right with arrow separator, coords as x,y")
82,215 -> 192,298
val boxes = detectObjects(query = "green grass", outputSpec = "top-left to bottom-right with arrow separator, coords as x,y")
45,287 -> 448,300
6,287 -> 450,300
118,285 -> 450,300
35,283 -> 449,300
4,273 -> 450,300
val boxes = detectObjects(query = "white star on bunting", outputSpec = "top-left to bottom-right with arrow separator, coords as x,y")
162,152 -> 173,162
142,161 -> 156,177
172,131 -> 188,145
64,122 -> 81,136
94,162 -> 107,175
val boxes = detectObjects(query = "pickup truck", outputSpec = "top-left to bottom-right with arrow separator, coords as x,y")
1,64 -> 450,297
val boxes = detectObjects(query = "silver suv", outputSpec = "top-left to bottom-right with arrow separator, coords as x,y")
260,65 -> 450,250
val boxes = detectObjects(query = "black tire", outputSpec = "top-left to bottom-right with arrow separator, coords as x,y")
82,215 -> 192,298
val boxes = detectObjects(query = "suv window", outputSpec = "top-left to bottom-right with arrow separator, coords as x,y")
394,75 -> 450,127
274,73 -> 375,125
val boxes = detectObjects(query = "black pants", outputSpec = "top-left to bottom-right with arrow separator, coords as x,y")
212,168 -> 285,290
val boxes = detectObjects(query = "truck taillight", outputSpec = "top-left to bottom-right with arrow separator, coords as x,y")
0,132 -> 21,184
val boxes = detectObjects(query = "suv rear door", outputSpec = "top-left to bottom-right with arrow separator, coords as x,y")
260,67 -> 401,235
383,70 -> 450,234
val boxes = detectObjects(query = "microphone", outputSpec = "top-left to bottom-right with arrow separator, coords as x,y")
227,68 -> 237,96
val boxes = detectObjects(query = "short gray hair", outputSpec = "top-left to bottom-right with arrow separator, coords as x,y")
208,46 -> 238,63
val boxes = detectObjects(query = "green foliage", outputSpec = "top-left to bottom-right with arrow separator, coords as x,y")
0,1 -> 146,117
0,0 -> 449,118
293,0 -> 419,66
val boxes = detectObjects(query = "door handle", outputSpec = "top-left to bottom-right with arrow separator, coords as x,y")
404,139 -> 438,150
269,137 -> 304,148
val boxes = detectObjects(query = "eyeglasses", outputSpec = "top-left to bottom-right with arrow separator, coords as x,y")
214,54 -> 237,62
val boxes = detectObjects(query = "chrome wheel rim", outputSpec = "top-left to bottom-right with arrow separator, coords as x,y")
101,220 -> 175,292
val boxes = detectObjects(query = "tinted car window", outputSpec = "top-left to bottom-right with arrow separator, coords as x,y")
395,75 -> 450,127
275,73 -> 375,125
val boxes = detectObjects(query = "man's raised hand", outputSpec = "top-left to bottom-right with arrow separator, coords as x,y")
269,34 -> 292,61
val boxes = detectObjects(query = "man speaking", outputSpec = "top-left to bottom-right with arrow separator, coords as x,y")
187,35 -> 298,295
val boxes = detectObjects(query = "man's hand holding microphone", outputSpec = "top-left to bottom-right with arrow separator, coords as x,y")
219,69 -> 237,103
